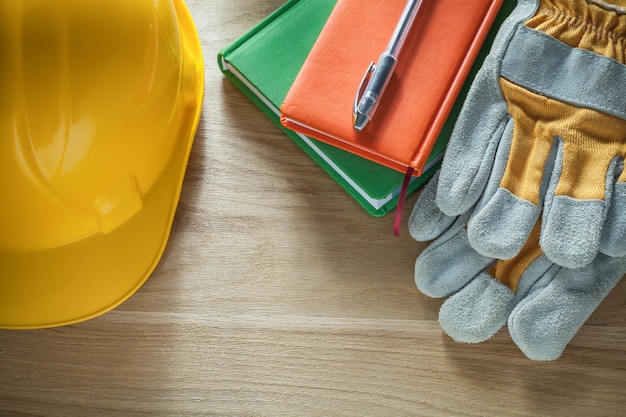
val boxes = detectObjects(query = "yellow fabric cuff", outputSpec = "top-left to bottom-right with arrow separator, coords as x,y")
526,0 -> 626,62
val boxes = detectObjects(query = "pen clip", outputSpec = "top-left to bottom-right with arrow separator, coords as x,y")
353,61 -> 376,117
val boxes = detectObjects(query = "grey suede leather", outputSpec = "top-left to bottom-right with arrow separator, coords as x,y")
435,0 -> 539,216
408,0 -> 626,360
410,174 -> 626,361
509,252 -> 626,361
501,25 -> 626,119
434,0 -> 626,268
439,273 -> 515,344
601,181 -> 626,256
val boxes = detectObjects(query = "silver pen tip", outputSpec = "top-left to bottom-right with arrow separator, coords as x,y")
353,112 -> 370,132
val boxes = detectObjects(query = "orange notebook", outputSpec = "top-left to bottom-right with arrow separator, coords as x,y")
280,0 -> 503,176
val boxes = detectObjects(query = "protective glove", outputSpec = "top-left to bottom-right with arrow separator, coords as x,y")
409,173 -> 626,361
434,0 -> 626,268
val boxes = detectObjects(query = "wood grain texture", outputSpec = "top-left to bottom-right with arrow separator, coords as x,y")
1,1 -> 626,416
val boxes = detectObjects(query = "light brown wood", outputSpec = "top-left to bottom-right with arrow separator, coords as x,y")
2,1 -> 626,415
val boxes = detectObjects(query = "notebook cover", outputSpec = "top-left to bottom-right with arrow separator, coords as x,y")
218,0 -> 444,216
280,0 -> 504,175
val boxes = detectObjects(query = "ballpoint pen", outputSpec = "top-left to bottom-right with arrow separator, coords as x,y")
352,0 -> 424,132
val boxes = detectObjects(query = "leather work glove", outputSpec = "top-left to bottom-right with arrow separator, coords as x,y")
409,173 -> 626,361
433,0 -> 626,269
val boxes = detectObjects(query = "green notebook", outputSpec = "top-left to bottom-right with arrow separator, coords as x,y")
217,0 -> 443,217
217,0 -> 514,217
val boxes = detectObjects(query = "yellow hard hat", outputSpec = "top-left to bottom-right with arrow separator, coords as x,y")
0,0 -> 204,328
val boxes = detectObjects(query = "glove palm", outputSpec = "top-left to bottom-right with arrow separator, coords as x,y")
436,0 -> 626,268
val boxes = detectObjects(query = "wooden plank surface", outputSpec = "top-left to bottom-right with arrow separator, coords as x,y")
1,1 -> 626,415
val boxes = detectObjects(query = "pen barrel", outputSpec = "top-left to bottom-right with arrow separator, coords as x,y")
388,0 -> 423,56
362,53 -> 397,109
354,53 -> 397,131
370,53 -> 397,95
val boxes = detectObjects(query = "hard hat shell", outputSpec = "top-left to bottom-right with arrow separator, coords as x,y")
0,0 -> 204,328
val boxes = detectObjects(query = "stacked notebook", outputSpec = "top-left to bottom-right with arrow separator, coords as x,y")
218,0 -> 514,217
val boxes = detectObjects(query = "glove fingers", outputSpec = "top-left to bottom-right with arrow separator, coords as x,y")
439,273 -> 515,343
467,105 -> 553,260
484,30 -> 626,267
435,58 -> 509,217
435,0 -> 539,216
541,201 -> 603,269
468,188 -> 539,260
414,217 -> 492,298
409,172 -> 456,242
541,146 -> 621,268
600,174 -> 626,257
411,171 -> 492,299
508,253 -> 626,361
440,218 -> 545,344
